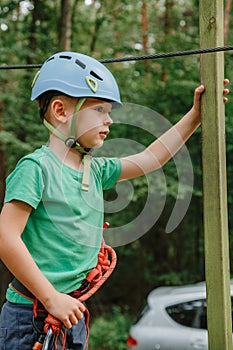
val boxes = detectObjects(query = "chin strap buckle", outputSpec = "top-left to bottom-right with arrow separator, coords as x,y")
65,137 -> 76,148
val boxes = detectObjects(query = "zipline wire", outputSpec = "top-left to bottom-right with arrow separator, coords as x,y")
1,45 -> 233,70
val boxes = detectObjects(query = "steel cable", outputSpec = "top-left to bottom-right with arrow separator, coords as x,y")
1,45 -> 233,70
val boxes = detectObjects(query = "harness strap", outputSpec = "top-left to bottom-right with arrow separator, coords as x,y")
10,279 -> 45,318
11,278 -> 34,300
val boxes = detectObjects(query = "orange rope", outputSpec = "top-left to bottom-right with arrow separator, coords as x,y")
44,315 -> 66,350
74,241 -> 117,302
41,223 -> 116,350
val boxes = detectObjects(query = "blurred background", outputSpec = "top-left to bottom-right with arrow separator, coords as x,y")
1,1 -> 233,349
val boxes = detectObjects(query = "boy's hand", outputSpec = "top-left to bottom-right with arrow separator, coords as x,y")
193,84 -> 205,114
44,291 -> 86,329
192,79 -> 229,122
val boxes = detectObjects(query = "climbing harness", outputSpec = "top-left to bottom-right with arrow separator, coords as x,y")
10,223 -> 116,350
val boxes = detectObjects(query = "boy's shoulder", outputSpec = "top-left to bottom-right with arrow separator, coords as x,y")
17,146 -> 50,166
91,156 -> 122,177
91,156 -> 119,169
11,146 -> 53,177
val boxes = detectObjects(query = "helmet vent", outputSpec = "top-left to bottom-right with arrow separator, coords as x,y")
75,59 -> 86,69
90,70 -> 103,81
59,55 -> 72,60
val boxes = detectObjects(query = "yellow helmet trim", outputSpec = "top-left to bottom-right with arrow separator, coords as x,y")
85,76 -> 98,93
31,70 -> 40,88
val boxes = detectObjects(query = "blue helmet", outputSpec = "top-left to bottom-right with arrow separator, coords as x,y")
31,51 -> 122,108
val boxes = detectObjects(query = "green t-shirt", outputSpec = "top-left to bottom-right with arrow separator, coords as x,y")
4,145 -> 122,304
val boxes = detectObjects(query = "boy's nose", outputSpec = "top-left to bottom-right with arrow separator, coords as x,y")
104,114 -> 113,126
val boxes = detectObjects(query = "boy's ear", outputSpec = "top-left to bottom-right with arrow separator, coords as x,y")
51,99 -> 68,123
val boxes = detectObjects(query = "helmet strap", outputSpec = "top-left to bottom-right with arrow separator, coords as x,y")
81,154 -> 92,191
70,98 -> 86,141
43,97 -> 93,191
43,118 -> 89,155
43,97 -> 87,153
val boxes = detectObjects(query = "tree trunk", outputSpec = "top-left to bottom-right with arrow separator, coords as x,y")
224,0 -> 232,44
141,1 -> 149,70
60,0 -> 72,51
90,4 -> 103,54
161,0 -> 174,82
164,0 -> 174,35
27,0 -> 40,63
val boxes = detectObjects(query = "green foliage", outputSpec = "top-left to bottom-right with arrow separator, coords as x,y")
88,306 -> 133,350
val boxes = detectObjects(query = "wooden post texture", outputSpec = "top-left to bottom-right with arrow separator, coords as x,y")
199,1 -> 233,349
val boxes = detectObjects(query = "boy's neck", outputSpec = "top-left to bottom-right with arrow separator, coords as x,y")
48,135 -> 84,171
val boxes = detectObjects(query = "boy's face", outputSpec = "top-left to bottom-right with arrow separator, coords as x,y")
75,98 -> 113,149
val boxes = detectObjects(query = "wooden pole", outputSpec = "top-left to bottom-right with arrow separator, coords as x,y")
199,1 -> 233,349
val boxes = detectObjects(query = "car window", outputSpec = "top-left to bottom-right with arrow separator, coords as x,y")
166,299 -> 207,329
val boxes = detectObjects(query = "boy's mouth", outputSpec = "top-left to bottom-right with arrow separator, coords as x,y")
99,130 -> 109,138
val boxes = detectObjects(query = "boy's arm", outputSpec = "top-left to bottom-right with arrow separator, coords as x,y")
0,200 -> 85,329
119,80 -> 229,182
118,85 -> 204,181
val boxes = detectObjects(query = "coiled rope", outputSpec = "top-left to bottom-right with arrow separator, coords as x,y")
1,45 -> 233,70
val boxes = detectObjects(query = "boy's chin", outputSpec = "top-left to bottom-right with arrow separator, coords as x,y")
81,144 -> 102,151
92,141 -> 104,149
92,145 -> 102,150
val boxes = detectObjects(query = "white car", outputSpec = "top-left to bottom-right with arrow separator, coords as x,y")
127,281 -> 232,350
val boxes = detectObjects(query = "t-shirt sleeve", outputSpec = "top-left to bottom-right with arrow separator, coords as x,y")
4,158 -> 44,209
100,157 -> 122,190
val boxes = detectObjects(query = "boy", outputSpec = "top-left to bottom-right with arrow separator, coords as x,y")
0,51 -> 229,350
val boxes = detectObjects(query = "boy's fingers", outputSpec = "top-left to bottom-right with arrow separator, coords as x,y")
196,85 -> 205,93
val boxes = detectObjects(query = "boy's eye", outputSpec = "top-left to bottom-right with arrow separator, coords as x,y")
95,106 -> 104,113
